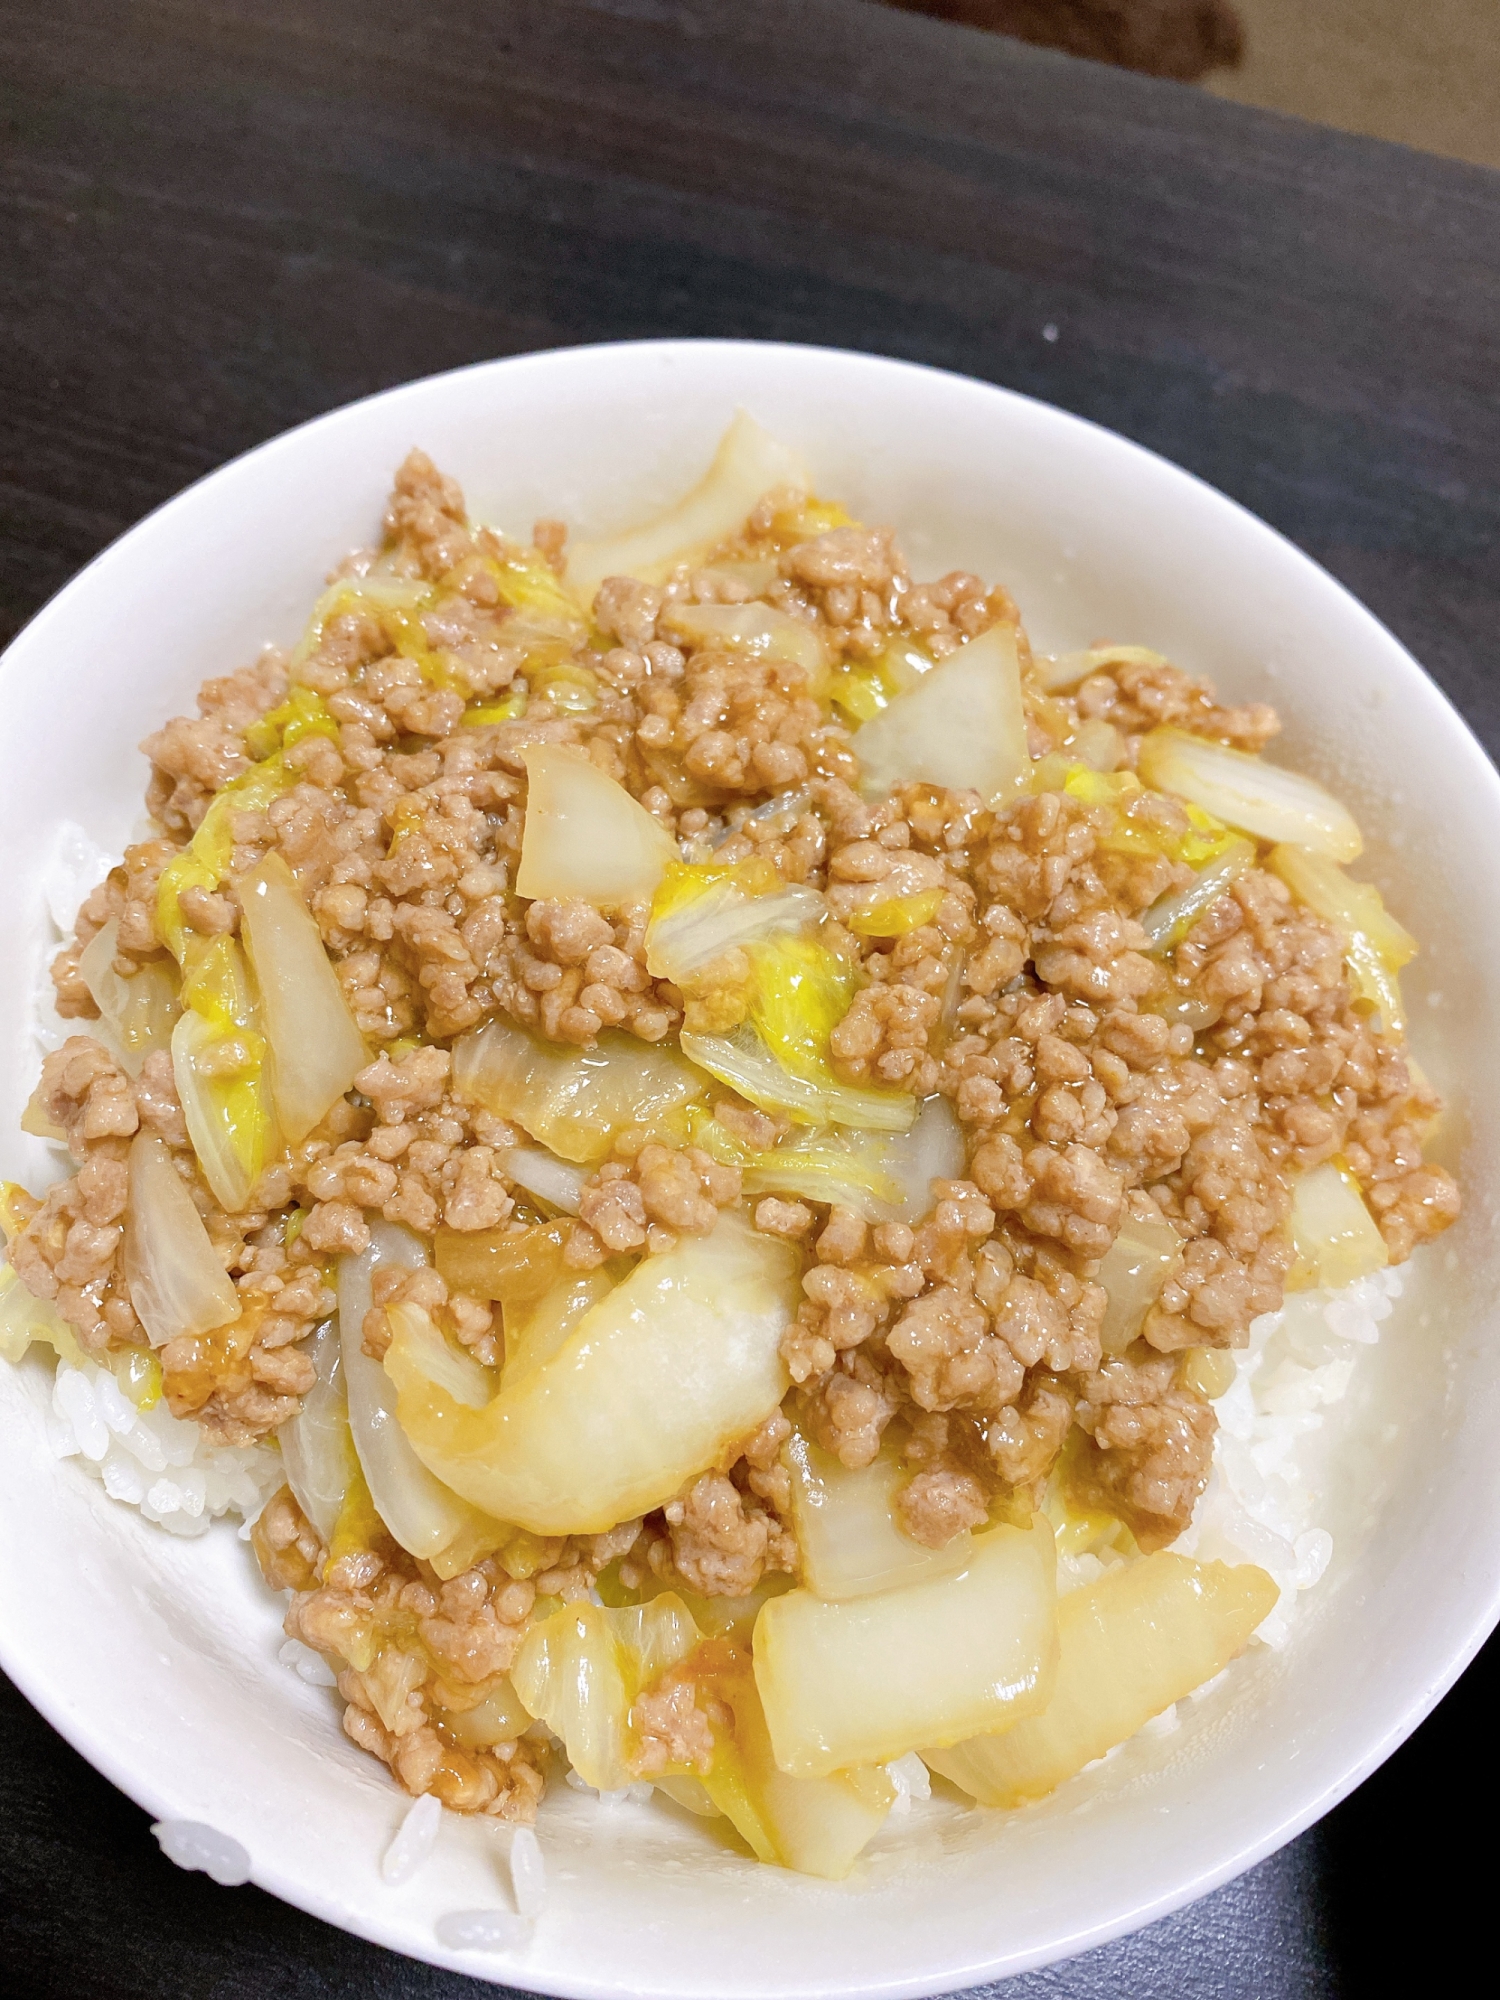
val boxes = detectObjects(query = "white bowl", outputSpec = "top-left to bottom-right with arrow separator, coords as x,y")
1,340 -> 1496,1995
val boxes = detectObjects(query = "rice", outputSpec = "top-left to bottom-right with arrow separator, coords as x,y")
382,1792 -> 443,1885
150,1818 -> 253,1886
508,1826 -> 547,1916
433,1908 -> 533,1952
33,822 -> 119,1058
1174,1264 -> 1404,1647
45,1357 -> 282,1536
886,1751 -> 932,1814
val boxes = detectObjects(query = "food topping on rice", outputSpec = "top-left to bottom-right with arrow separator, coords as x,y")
0,420 -> 1460,1874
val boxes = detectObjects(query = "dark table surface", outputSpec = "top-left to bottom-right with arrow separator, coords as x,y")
3,1 -> 1499,1993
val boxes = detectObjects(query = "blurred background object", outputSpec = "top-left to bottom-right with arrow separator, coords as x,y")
881,1 -> 1245,82
1211,0 -> 1500,171
887,0 -> 1500,168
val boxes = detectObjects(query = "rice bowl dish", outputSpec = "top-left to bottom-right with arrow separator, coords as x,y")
0,342 -> 1492,1994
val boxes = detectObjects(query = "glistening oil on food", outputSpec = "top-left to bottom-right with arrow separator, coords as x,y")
0,414 -> 1459,1883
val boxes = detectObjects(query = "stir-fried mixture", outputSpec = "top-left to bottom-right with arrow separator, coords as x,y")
0,417 -> 1460,1877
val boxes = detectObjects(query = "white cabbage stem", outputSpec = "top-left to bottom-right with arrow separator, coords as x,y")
1140,837 -> 1255,954
734,1097 -> 961,1223
238,852 -> 369,1144
279,1319 -> 355,1542
645,881 -> 825,986
784,1432 -> 974,1600
739,1127 -> 905,1217
853,622 -> 1031,804
511,1596 -> 702,1791
752,1521 -> 1059,1777
453,1016 -> 709,1164
1094,1198 -> 1183,1356
880,1095 -> 967,1222
515,745 -> 677,910
724,1671 -> 897,1880
501,1146 -> 589,1216
0,1265 -> 85,1367
923,1552 -> 1276,1808
502,1270 -> 615,1389
1138,727 -> 1362,861
338,1223 -> 481,1563
1288,1162 -> 1388,1290
78,919 -> 180,1077
1269,842 -> 1415,1030
680,1025 -> 916,1133
122,1133 -> 241,1349
564,412 -> 809,603
385,1214 -> 796,1534
661,601 -> 829,692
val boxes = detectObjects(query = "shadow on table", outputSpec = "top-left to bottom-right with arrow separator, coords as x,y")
2,1629 -> 1495,1998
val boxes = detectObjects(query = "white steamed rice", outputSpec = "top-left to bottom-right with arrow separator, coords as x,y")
1176,1264 -> 1403,1646
44,1357 -> 283,1536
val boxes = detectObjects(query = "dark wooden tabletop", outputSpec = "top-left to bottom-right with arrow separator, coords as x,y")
3,1 -> 1498,1993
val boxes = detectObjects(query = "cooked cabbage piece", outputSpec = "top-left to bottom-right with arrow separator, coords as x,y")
500,1145 -> 588,1216
923,1552 -> 1276,1807
434,1678 -> 533,1749
78,919 -> 180,1077
753,1521 -> 1058,1777
122,1133 -> 241,1349
706,1654 -> 897,1878
516,745 -> 678,909
338,1223 -> 503,1571
1139,837 -> 1256,954
1268,842 -> 1414,1029
238,852 -> 368,1143
170,939 -> 278,1213
0,1264 -> 85,1367
645,858 -> 824,987
735,1123 -> 905,1217
701,1095 -> 959,1223
680,1026 -> 914,1133
851,623 -> 1030,803
1288,1162 -> 1388,1290
1095,1198 -> 1183,1356
785,1431 -> 974,1601
501,1268 -> 616,1387
1138,727 -> 1362,861
511,1595 -> 701,1791
386,1216 -> 797,1534
880,1095 -> 966,1222
660,601 -> 829,692
433,1217 -> 568,1305
452,1016 -> 710,1163
565,412 -> 810,603
280,1318 -> 356,1541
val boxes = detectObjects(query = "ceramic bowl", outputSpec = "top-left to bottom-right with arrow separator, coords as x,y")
1,340 -> 1496,1995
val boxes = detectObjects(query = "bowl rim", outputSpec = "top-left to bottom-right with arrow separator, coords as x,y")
3,335 -> 1499,1994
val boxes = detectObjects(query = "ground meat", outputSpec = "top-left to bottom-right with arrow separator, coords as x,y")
662,1472 -> 781,1597
1072,1351 -> 1218,1548
251,1483 -> 324,1592
631,1669 -> 718,1776
273,1506 -> 548,1818
897,1469 -> 989,1548
575,1145 -> 740,1256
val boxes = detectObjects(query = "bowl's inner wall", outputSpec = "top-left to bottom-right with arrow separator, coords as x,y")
0,344 -> 1495,1997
